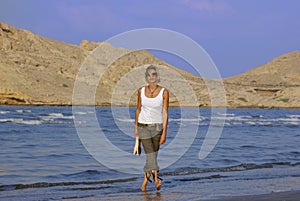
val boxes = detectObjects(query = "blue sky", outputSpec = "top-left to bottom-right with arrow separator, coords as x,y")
1,0 -> 299,77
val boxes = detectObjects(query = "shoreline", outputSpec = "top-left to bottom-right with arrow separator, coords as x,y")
1,104 -> 300,110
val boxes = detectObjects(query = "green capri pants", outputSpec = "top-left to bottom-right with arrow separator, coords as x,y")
137,123 -> 163,173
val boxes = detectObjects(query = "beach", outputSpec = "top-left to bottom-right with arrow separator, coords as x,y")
2,176 -> 299,200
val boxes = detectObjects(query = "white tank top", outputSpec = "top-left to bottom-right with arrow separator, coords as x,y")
138,86 -> 165,124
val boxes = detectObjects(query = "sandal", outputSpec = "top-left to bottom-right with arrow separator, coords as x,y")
152,171 -> 163,191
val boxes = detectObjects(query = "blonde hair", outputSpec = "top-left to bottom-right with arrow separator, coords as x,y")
145,65 -> 160,83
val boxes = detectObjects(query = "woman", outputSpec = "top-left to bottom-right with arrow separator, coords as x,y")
134,65 -> 169,191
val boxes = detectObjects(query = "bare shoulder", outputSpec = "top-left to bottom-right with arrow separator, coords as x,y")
163,87 -> 169,93
138,86 -> 144,92
163,88 -> 169,96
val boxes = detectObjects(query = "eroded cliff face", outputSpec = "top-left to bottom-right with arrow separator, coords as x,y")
0,22 -> 300,108
0,22 -> 203,107
0,22 -> 87,105
224,51 -> 300,108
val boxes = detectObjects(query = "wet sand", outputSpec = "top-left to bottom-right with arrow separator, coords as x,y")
1,178 -> 299,201
91,189 -> 300,201
215,190 -> 300,201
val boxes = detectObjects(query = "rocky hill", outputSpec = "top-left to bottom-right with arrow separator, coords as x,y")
0,22 -> 299,108
224,51 -> 300,108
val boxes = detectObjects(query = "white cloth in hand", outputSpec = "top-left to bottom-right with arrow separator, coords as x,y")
133,137 -> 141,156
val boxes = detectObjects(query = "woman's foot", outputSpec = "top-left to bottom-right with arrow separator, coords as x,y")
154,179 -> 162,191
141,172 -> 152,191
141,181 -> 147,192
152,170 -> 162,191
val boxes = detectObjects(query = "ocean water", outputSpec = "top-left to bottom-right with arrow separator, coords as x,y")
0,106 -> 299,200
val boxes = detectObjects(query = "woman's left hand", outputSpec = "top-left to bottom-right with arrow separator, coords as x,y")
160,134 -> 166,145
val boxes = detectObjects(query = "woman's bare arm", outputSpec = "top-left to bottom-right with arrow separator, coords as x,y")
134,88 -> 142,137
160,89 -> 169,144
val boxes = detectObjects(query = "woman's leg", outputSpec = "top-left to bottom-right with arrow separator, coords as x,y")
140,137 -> 160,173
152,132 -> 161,154
141,172 -> 152,191
151,170 -> 162,190
139,126 -> 163,190
138,126 -> 158,191
150,133 -> 162,190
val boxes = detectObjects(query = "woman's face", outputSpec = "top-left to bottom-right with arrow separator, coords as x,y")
146,69 -> 158,84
